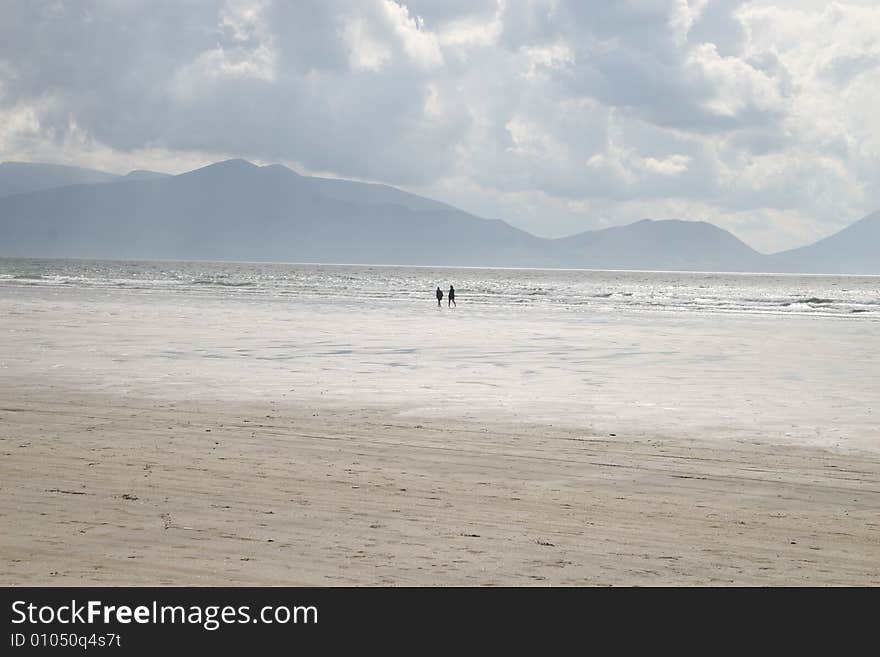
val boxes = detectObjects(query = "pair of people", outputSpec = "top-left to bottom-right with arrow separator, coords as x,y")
436,285 -> 456,308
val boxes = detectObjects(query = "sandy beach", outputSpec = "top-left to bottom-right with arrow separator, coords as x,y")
2,384 -> 879,586
1,270 -> 879,585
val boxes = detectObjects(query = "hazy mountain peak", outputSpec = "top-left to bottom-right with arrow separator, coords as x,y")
220,158 -> 257,167
124,169 -> 170,180
854,210 -> 880,226
774,210 -> 880,274
185,159 -> 258,175
261,163 -> 298,174
553,216 -> 765,271
173,159 -> 264,185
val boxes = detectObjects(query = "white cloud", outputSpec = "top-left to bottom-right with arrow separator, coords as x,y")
687,42 -> 785,118
522,40 -> 575,79
644,154 -> 691,176
381,0 -> 444,68
670,0 -> 710,45
343,17 -> 393,71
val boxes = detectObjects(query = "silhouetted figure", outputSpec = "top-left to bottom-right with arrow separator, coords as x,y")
448,285 -> 456,307
436,287 -> 443,307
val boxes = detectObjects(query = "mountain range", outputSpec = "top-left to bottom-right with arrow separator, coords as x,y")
0,159 -> 877,274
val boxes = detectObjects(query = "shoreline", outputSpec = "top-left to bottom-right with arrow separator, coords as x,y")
2,387 -> 878,586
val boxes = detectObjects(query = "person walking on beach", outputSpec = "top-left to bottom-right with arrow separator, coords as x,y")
436,286 -> 443,307
448,285 -> 456,308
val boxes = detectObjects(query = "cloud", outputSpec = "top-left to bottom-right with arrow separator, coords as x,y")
1,0 -> 878,251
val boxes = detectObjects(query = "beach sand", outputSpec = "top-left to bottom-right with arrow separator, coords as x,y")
2,384 -> 878,586
2,280 -> 879,585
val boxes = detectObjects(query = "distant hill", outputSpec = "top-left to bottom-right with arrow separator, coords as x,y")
0,158 -> 877,273
0,159 -> 555,266
121,170 -> 172,181
555,219 -> 768,272
0,161 -> 119,197
772,212 -> 880,274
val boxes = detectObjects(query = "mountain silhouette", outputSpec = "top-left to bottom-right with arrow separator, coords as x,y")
0,159 -> 877,273
773,211 -> 880,274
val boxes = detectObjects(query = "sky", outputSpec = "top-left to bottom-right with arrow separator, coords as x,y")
1,0 -> 879,253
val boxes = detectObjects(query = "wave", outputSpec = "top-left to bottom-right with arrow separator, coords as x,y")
781,297 -> 837,306
190,279 -> 255,287
2,259 -> 877,320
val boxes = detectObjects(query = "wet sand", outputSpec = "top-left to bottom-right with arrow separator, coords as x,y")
2,385 -> 878,586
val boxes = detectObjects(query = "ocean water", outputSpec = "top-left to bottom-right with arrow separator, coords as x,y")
1,257 -> 879,318
1,257 -> 878,453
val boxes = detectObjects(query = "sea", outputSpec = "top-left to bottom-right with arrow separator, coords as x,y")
1,257 -> 879,318
1,257 -> 878,453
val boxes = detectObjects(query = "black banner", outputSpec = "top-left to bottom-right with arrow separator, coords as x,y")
1,587 -> 873,653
